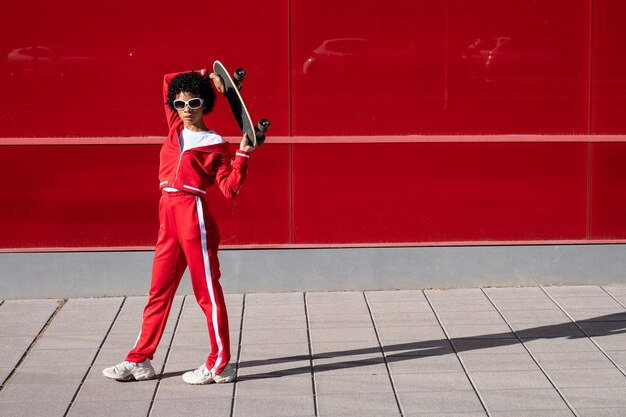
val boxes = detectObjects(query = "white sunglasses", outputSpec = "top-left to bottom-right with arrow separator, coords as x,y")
173,98 -> 204,110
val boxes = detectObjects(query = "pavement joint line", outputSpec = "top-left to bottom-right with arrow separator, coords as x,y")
423,291 -> 492,417
229,293 -> 247,417
541,285 -> 626,379
0,298 -> 66,392
601,285 -> 626,310
363,291 -> 404,417
303,292 -> 320,417
483,288 -> 578,417
147,295 -> 187,417
63,297 -> 126,417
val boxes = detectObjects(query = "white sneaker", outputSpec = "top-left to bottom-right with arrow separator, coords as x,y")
182,363 -> 236,385
102,359 -> 155,381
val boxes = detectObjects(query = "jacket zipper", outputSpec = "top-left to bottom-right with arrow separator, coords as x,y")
172,152 -> 183,186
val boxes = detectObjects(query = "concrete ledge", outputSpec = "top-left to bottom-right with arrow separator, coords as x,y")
1,244 -> 626,299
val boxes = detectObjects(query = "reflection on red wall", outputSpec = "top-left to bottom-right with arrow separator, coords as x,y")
1,0 -> 626,249
0,0 -> 288,138
292,0 -> 591,135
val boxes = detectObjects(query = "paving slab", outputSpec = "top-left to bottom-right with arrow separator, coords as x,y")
490,297 -> 561,311
533,351 -> 617,370
365,290 -> 426,303
470,370 -> 554,390
0,310 -> 56,323
397,390 -> 485,414
0,350 -> 27,368
547,368 -> 626,388
459,353 -> 539,372
576,408 -> 626,417
246,292 -> 304,305
314,355 -> 387,376
62,297 -> 123,309
436,310 -> 506,325
560,386 -> 626,409
520,337 -> 600,353
306,291 -> 365,304
152,397 -> 233,417
427,299 -> 496,312
316,392 -> 399,415
480,388 -> 570,412
544,285 -> 610,297
7,364 -> 87,385
315,373 -> 393,394
483,287 -> 547,299
0,401 -> 69,417
236,374 -> 313,397
372,311 -> 439,326
67,400 -> 151,417
511,322 -> 584,338
243,315 -> 307,329
368,300 -> 434,314
0,382 -> 79,404
426,288 -> 488,300
156,373 -> 235,399
392,371 -> 474,392
233,394 -> 315,417
0,367 -> 13,383
387,354 -> 464,374
307,301 -> 370,316
0,336 -> 39,350
444,323 -> 516,339
310,326 -> 377,343
21,347 -> 99,367
245,303 -> 306,317
377,325 -> 447,343
0,321 -> 48,337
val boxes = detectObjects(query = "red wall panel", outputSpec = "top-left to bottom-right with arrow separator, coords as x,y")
591,0 -> 626,133
0,144 -> 290,249
590,142 -> 626,239
0,0 -> 288,138
292,142 -> 589,243
291,0 -> 591,135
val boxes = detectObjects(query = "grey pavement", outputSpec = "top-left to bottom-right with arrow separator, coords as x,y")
1,285 -> 626,416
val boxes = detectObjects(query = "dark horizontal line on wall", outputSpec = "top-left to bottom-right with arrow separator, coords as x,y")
1,135 -> 626,146
2,239 -> 625,254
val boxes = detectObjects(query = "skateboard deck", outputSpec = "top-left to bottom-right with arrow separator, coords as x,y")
213,60 -> 269,147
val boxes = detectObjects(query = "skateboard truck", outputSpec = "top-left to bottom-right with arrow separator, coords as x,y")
255,119 -> 270,146
233,68 -> 246,91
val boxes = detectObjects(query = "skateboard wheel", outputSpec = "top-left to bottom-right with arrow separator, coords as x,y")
258,119 -> 270,133
234,68 -> 246,83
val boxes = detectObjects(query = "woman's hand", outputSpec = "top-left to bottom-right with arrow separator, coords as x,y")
209,72 -> 225,94
239,133 -> 256,153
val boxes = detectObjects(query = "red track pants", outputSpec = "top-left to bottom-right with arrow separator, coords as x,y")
126,191 -> 230,375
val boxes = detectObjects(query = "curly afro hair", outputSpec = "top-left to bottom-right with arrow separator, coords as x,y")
166,71 -> 216,115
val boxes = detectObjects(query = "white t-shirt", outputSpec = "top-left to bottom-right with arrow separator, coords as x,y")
163,128 -> 226,192
179,127 -> 225,152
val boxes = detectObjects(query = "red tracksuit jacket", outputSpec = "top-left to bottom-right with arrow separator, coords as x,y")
158,69 -> 250,198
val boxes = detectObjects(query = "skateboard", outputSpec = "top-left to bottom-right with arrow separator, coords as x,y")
213,60 -> 270,147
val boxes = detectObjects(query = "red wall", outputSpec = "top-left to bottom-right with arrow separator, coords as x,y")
1,0 -> 626,250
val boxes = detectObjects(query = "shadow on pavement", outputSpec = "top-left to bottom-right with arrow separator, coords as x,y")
236,312 -> 626,380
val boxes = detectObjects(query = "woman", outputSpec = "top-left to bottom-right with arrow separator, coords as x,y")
103,68 -> 254,384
